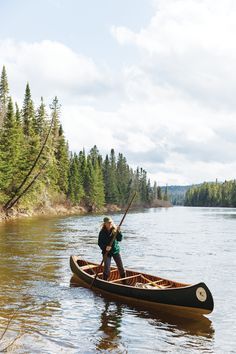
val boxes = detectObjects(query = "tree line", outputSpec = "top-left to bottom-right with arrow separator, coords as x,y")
184,180 -> 236,207
0,66 -> 167,211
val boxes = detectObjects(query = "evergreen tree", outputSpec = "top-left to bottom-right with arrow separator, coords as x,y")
103,149 -> 119,204
140,168 -> 148,204
68,153 -> 84,204
163,185 -> 169,201
36,97 -> 47,138
0,66 -> 157,211
0,98 -> 23,195
15,103 -> 21,123
46,96 -> 61,188
85,156 -> 105,209
153,181 -> 158,200
55,124 -> 69,193
184,180 -> 236,207
157,186 -> 162,199
0,66 -> 9,127
116,153 -> 130,205
50,96 -> 61,142
103,154 -> 110,203
22,83 -> 34,136
146,178 -> 153,204
78,149 -> 87,187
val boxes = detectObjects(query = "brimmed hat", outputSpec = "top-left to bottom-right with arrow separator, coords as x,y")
103,216 -> 112,223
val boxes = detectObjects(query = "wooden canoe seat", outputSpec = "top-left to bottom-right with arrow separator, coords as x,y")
159,284 -> 173,289
97,269 -> 117,277
81,264 -> 97,270
141,276 -> 163,285
110,274 -> 141,283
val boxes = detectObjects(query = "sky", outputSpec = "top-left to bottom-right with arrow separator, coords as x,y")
0,0 -> 236,185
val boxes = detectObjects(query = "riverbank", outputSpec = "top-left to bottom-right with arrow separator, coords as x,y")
0,199 -> 172,222
0,203 -> 123,222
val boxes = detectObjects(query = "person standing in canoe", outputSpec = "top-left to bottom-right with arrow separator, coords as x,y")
98,217 -> 126,281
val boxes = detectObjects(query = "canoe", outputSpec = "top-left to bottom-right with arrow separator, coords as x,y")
70,256 -> 214,317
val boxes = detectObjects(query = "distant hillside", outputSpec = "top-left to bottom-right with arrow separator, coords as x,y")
161,185 -> 193,205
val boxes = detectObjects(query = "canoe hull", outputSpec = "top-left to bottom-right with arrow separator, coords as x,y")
70,256 -> 214,317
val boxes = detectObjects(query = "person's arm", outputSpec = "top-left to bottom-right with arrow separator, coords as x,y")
98,230 -> 106,251
116,231 -> 123,242
113,226 -> 123,242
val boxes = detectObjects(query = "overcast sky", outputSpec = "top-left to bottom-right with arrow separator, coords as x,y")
1,0 -> 236,185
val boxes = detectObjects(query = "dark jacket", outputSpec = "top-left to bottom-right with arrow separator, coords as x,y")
98,227 -> 123,256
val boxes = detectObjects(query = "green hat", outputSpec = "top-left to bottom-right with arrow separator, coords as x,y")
103,216 -> 112,223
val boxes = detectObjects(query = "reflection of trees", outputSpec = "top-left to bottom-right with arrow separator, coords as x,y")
0,217 -> 63,342
0,217 -> 64,289
96,297 -> 214,352
0,307 -> 23,352
96,299 -> 124,352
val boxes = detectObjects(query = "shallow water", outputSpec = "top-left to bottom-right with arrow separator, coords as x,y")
0,207 -> 235,353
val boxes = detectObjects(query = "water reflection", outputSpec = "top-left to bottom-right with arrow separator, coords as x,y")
138,309 -> 214,338
1,208 -> 234,352
96,299 -> 123,352
71,275 -> 214,352
96,298 -> 214,353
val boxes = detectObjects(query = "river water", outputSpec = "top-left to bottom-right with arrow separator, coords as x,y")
0,207 -> 235,353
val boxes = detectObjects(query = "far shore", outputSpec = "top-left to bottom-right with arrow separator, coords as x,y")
0,200 -> 172,223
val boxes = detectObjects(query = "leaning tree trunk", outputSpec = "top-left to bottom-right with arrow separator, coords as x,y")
3,117 -> 54,211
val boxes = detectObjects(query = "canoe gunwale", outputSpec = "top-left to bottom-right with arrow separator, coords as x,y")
73,256 -> 190,290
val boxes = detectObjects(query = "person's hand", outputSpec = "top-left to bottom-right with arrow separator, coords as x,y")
117,226 -> 120,232
106,246 -> 112,252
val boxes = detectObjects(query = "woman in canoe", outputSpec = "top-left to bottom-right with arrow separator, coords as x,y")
98,216 -> 126,281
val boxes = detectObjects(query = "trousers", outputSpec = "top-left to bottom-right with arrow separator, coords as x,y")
103,253 -> 125,280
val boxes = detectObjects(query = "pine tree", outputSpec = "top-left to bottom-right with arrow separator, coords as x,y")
22,83 -> 34,136
163,185 -> 169,201
116,153 -> 131,205
49,97 -> 69,194
0,66 -> 9,127
85,156 -> 105,210
140,168 -> 148,204
68,153 -> 84,204
103,149 -> 119,204
0,68 -> 158,210
15,103 -> 21,123
36,97 -> 47,139
55,124 -> 69,193
50,96 -> 61,142
153,181 -> 158,200
78,149 -> 87,187
103,154 -> 110,203
0,98 -> 23,195
46,96 -> 61,188
157,186 -> 162,199
146,178 -> 153,204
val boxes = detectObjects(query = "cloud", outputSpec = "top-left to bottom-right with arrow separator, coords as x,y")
0,39 -> 111,104
111,0 -> 236,110
1,0 -> 236,186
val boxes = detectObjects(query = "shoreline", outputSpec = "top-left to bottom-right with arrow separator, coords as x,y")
0,203 -> 122,223
0,200 -> 172,223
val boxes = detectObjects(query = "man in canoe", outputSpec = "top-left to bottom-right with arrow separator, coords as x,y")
98,217 -> 126,281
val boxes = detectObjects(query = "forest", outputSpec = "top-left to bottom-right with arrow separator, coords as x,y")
0,66 -> 167,212
184,180 -> 236,207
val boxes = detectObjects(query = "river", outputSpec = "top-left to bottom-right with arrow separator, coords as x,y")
0,207 -> 235,353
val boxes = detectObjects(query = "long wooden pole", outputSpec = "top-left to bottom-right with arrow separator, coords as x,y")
90,192 -> 136,289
